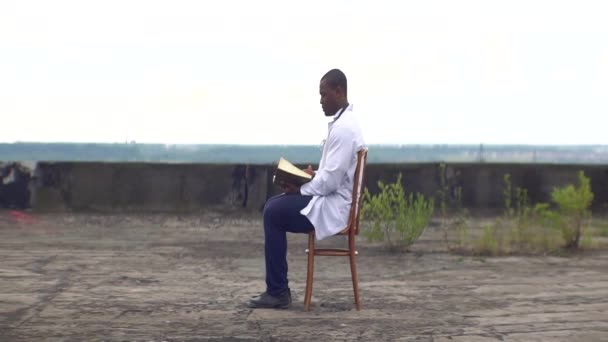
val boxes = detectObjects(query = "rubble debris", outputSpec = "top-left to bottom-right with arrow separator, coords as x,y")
0,162 -> 32,210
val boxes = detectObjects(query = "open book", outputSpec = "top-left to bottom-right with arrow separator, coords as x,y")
273,157 -> 313,186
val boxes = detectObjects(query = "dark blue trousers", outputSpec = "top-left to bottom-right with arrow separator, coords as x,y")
263,193 -> 314,296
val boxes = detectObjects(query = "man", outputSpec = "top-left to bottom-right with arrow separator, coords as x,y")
249,69 -> 365,309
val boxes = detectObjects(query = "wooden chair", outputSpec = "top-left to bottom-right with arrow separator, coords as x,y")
304,148 -> 368,311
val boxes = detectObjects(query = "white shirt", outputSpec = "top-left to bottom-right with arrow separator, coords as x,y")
300,104 -> 366,240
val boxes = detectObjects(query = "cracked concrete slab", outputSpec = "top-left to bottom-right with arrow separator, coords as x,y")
0,210 -> 607,341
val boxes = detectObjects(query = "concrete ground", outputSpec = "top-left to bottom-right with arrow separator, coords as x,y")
1,209 -> 607,341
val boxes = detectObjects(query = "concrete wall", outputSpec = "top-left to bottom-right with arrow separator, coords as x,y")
31,162 -> 608,212
366,163 -> 608,209
33,162 -> 269,212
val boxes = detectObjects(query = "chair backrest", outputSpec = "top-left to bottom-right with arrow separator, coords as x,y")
348,148 -> 368,236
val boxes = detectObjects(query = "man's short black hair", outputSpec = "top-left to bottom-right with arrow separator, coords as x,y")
321,69 -> 347,96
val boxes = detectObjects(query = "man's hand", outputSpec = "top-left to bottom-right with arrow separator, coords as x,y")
280,182 -> 300,194
303,165 -> 315,176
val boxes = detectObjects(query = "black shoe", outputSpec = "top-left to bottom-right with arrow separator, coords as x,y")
251,288 -> 293,304
248,290 -> 290,309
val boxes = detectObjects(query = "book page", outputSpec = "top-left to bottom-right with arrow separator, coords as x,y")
277,157 -> 312,179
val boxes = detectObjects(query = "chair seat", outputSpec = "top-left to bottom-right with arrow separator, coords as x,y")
336,226 -> 350,235
308,226 -> 350,238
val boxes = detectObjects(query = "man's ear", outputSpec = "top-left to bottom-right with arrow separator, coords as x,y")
335,86 -> 344,98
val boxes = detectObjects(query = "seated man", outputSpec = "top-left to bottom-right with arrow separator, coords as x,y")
249,69 -> 365,309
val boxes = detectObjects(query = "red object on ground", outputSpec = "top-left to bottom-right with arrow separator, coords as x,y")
10,210 -> 36,224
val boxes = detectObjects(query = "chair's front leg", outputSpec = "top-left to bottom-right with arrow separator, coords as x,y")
304,232 -> 315,311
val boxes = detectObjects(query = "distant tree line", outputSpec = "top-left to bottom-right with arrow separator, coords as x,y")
1,143 -> 607,164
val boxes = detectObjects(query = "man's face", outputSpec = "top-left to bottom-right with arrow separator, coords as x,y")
319,80 -> 340,116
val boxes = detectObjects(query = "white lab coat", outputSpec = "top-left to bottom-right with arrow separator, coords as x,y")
300,104 -> 365,240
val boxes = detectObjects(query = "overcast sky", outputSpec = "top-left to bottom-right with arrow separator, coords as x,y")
1,0 -> 607,145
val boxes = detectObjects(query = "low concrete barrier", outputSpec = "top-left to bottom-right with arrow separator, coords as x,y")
29,162 -> 608,212
33,163 -> 270,212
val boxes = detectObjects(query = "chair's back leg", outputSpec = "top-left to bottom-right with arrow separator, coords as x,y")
304,232 -> 315,311
349,235 -> 361,310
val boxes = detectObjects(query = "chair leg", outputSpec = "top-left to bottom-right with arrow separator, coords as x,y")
349,252 -> 361,310
304,232 -> 315,311
349,241 -> 361,310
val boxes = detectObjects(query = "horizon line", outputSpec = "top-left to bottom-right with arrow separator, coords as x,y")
2,142 -> 608,148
